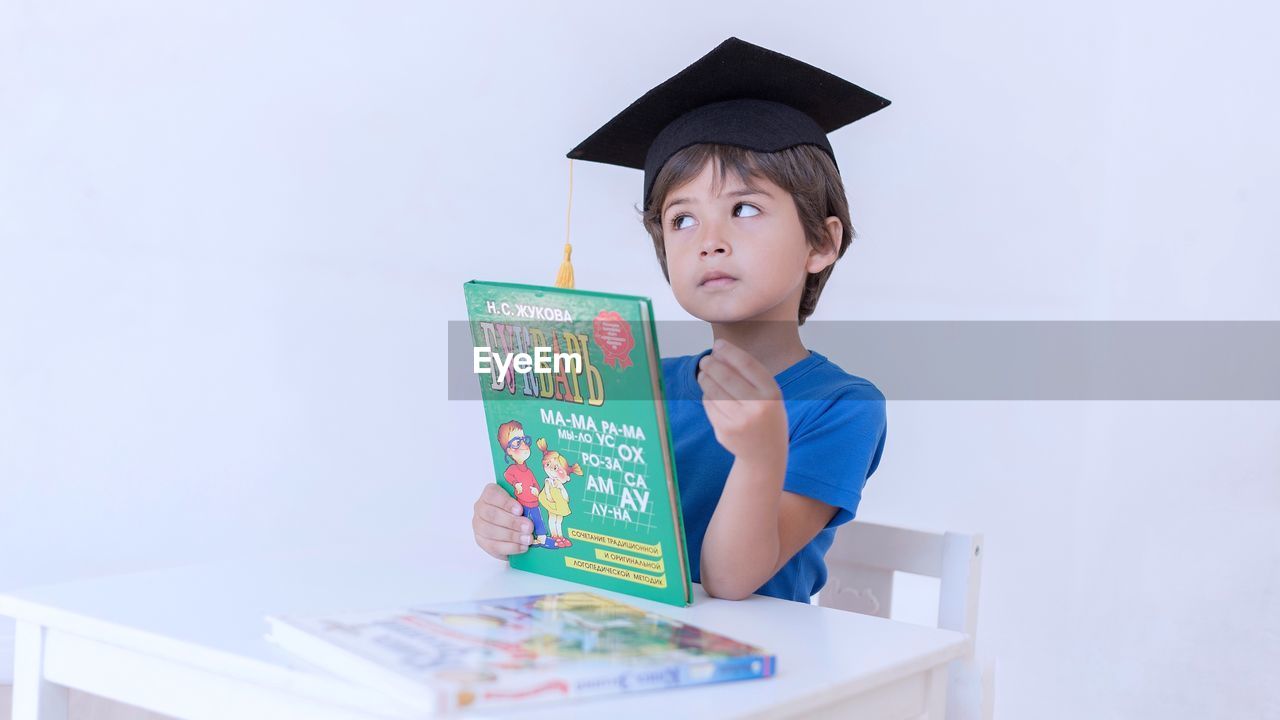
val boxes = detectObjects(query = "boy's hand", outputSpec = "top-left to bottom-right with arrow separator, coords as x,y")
514,482 -> 523,494
472,483 -> 533,560
696,339 -> 789,461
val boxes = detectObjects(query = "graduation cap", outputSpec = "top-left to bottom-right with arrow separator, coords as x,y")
566,36 -> 890,212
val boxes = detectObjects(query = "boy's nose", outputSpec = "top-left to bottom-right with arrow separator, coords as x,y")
698,221 -> 731,256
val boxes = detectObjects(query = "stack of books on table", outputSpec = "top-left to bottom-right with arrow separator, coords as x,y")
265,590 -> 775,716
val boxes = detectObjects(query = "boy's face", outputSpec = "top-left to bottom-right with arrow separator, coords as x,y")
658,161 -> 833,324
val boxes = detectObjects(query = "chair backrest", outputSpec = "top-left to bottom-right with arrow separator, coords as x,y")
818,520 -> 984,636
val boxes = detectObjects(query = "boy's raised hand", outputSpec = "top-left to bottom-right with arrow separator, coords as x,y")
696,339 -> 789,461
472,483 -> 533,560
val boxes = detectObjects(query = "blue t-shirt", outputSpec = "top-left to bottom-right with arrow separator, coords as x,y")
661,348 -> 887,603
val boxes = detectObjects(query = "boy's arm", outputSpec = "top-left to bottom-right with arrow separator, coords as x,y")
701,459 -> 839,600
695,339 -> 839,600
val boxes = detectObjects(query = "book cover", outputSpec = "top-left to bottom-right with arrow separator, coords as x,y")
462,280 -> 692,607
265,591 -> 776,715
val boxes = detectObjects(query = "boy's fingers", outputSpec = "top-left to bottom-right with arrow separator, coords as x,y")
482,540 -> 527,560
699,355 -> 755,400
474,518 -> 532,547
476,503 -> 511,526
479,503 -> 532,532
698,383 -> 739,431
710,340 -> 773,391
480,484 -> 523,515
481,482 -> 514,501
696,367 -> 725,403
701,393 -> 731,426
490,497 -> 523,516
698,369 -> 739,409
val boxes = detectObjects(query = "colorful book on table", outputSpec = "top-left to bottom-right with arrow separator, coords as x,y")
463,280 -> 692,607
265,591 -> 775,715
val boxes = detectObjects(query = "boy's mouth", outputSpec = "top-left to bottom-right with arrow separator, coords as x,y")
698,271 -> 737,288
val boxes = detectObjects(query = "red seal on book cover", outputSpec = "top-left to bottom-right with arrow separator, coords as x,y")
592,310 -> 635,369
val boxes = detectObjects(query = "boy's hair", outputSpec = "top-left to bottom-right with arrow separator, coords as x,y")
639,143 -> 854,325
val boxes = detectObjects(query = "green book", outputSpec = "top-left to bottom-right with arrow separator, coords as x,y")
463,280 -> 692,607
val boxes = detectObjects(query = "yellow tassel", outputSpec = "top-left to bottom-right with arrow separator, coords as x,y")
555,242 -> 574,289
554,159 -> 576,289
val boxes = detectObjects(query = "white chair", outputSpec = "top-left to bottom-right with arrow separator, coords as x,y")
817,521 -> 996,720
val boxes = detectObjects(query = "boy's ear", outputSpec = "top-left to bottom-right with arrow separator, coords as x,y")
805,216 -> 843,274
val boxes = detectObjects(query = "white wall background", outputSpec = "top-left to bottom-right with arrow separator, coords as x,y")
2,1 -> 1278,717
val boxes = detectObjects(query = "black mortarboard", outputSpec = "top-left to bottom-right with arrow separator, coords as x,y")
567,37 -> 890,211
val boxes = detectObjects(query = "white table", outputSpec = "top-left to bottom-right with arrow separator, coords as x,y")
1,543 -> 967,720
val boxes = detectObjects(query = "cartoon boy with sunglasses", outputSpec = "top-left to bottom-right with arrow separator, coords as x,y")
494,420 -> 556,549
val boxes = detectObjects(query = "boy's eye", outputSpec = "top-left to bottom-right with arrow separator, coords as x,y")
671,214 -> 694,231
734,203 -> 760,218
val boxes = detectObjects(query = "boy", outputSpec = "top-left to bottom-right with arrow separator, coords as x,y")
470,37 -> 888,602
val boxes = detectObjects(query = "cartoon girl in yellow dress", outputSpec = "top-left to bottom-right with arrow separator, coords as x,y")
535,438 -> 581,548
